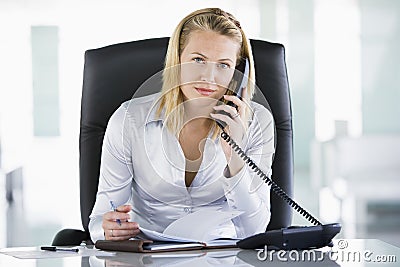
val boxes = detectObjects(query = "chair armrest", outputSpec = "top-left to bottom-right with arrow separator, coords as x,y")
51,228 -> 91,246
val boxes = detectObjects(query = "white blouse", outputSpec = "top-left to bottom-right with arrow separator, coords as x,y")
89,93 -> 275,243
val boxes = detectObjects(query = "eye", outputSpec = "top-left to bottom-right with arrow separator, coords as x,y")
218,62 -> 231,69
193,57 -> 205,64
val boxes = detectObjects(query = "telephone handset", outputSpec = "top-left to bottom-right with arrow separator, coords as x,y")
229,57 -> 249,103
215,58 -> 249,129
215,58 -> 341,250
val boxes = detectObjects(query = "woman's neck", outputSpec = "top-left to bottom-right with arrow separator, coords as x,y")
182,98 -> 217,123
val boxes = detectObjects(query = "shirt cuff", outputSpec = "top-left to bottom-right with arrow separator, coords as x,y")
89,216 -> 105,243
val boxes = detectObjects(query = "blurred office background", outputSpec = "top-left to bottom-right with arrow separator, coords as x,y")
0,0 -> 399,249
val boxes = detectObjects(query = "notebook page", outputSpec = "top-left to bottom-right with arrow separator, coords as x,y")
163,209 -> 243,241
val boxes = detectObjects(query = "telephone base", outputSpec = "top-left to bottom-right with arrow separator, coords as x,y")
237,223 -> 341,250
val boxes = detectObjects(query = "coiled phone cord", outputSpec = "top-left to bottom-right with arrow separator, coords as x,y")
220,131 -> 322,226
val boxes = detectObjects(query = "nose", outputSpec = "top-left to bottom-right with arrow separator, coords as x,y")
200,62 -> 216,83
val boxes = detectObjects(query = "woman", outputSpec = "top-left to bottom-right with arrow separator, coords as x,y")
89,7 -> 275,242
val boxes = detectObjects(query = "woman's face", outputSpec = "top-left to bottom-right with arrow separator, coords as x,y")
179,30 -> 240,102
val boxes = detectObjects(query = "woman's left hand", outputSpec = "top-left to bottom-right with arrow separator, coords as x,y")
210,91 -> 248,176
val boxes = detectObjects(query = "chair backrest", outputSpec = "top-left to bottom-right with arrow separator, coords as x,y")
80,37 -> 293,234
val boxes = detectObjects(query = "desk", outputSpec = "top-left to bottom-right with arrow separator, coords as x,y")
1,239 -> 399,266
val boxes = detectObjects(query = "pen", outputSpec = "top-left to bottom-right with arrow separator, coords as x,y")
41,246 -> 79,252
110,200 -> 122,226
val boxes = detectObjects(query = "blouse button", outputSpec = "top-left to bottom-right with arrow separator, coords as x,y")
183,207 -> 192,213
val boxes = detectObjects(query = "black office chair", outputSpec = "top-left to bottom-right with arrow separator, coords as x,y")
52,37 -> 293,246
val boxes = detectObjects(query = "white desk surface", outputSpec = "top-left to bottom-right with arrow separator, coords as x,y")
1,239 -> 399,266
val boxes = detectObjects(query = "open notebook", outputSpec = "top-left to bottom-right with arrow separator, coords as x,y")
95,209 -> 243,252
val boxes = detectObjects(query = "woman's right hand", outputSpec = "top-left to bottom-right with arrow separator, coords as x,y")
102,204 -> 141,240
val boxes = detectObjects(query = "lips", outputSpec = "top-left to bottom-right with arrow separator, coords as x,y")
195,87 -> 216,96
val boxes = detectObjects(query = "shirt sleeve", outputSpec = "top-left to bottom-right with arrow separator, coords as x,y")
221,105 -> 275,238
88,102 -> 134,243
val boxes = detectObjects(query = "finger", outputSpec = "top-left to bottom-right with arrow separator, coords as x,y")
116,204 -> 132,213
109,228 -> 141,238
105,229 -> 141,241
103,211 -> 130,223
103,222 -> 141,240
213,105 -> 238,118
102,222 -> 140,237
224,92 -> 248,116
103,221 -> 140,230
210,112 -> 235,127
223,94 -> 244,108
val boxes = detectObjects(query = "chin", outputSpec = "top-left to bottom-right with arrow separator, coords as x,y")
185,95 -> 219,107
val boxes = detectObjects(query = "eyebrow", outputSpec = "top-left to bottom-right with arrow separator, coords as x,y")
191,52 -> 234,63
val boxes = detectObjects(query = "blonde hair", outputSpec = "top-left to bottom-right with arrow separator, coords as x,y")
157,7 -> 256,137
